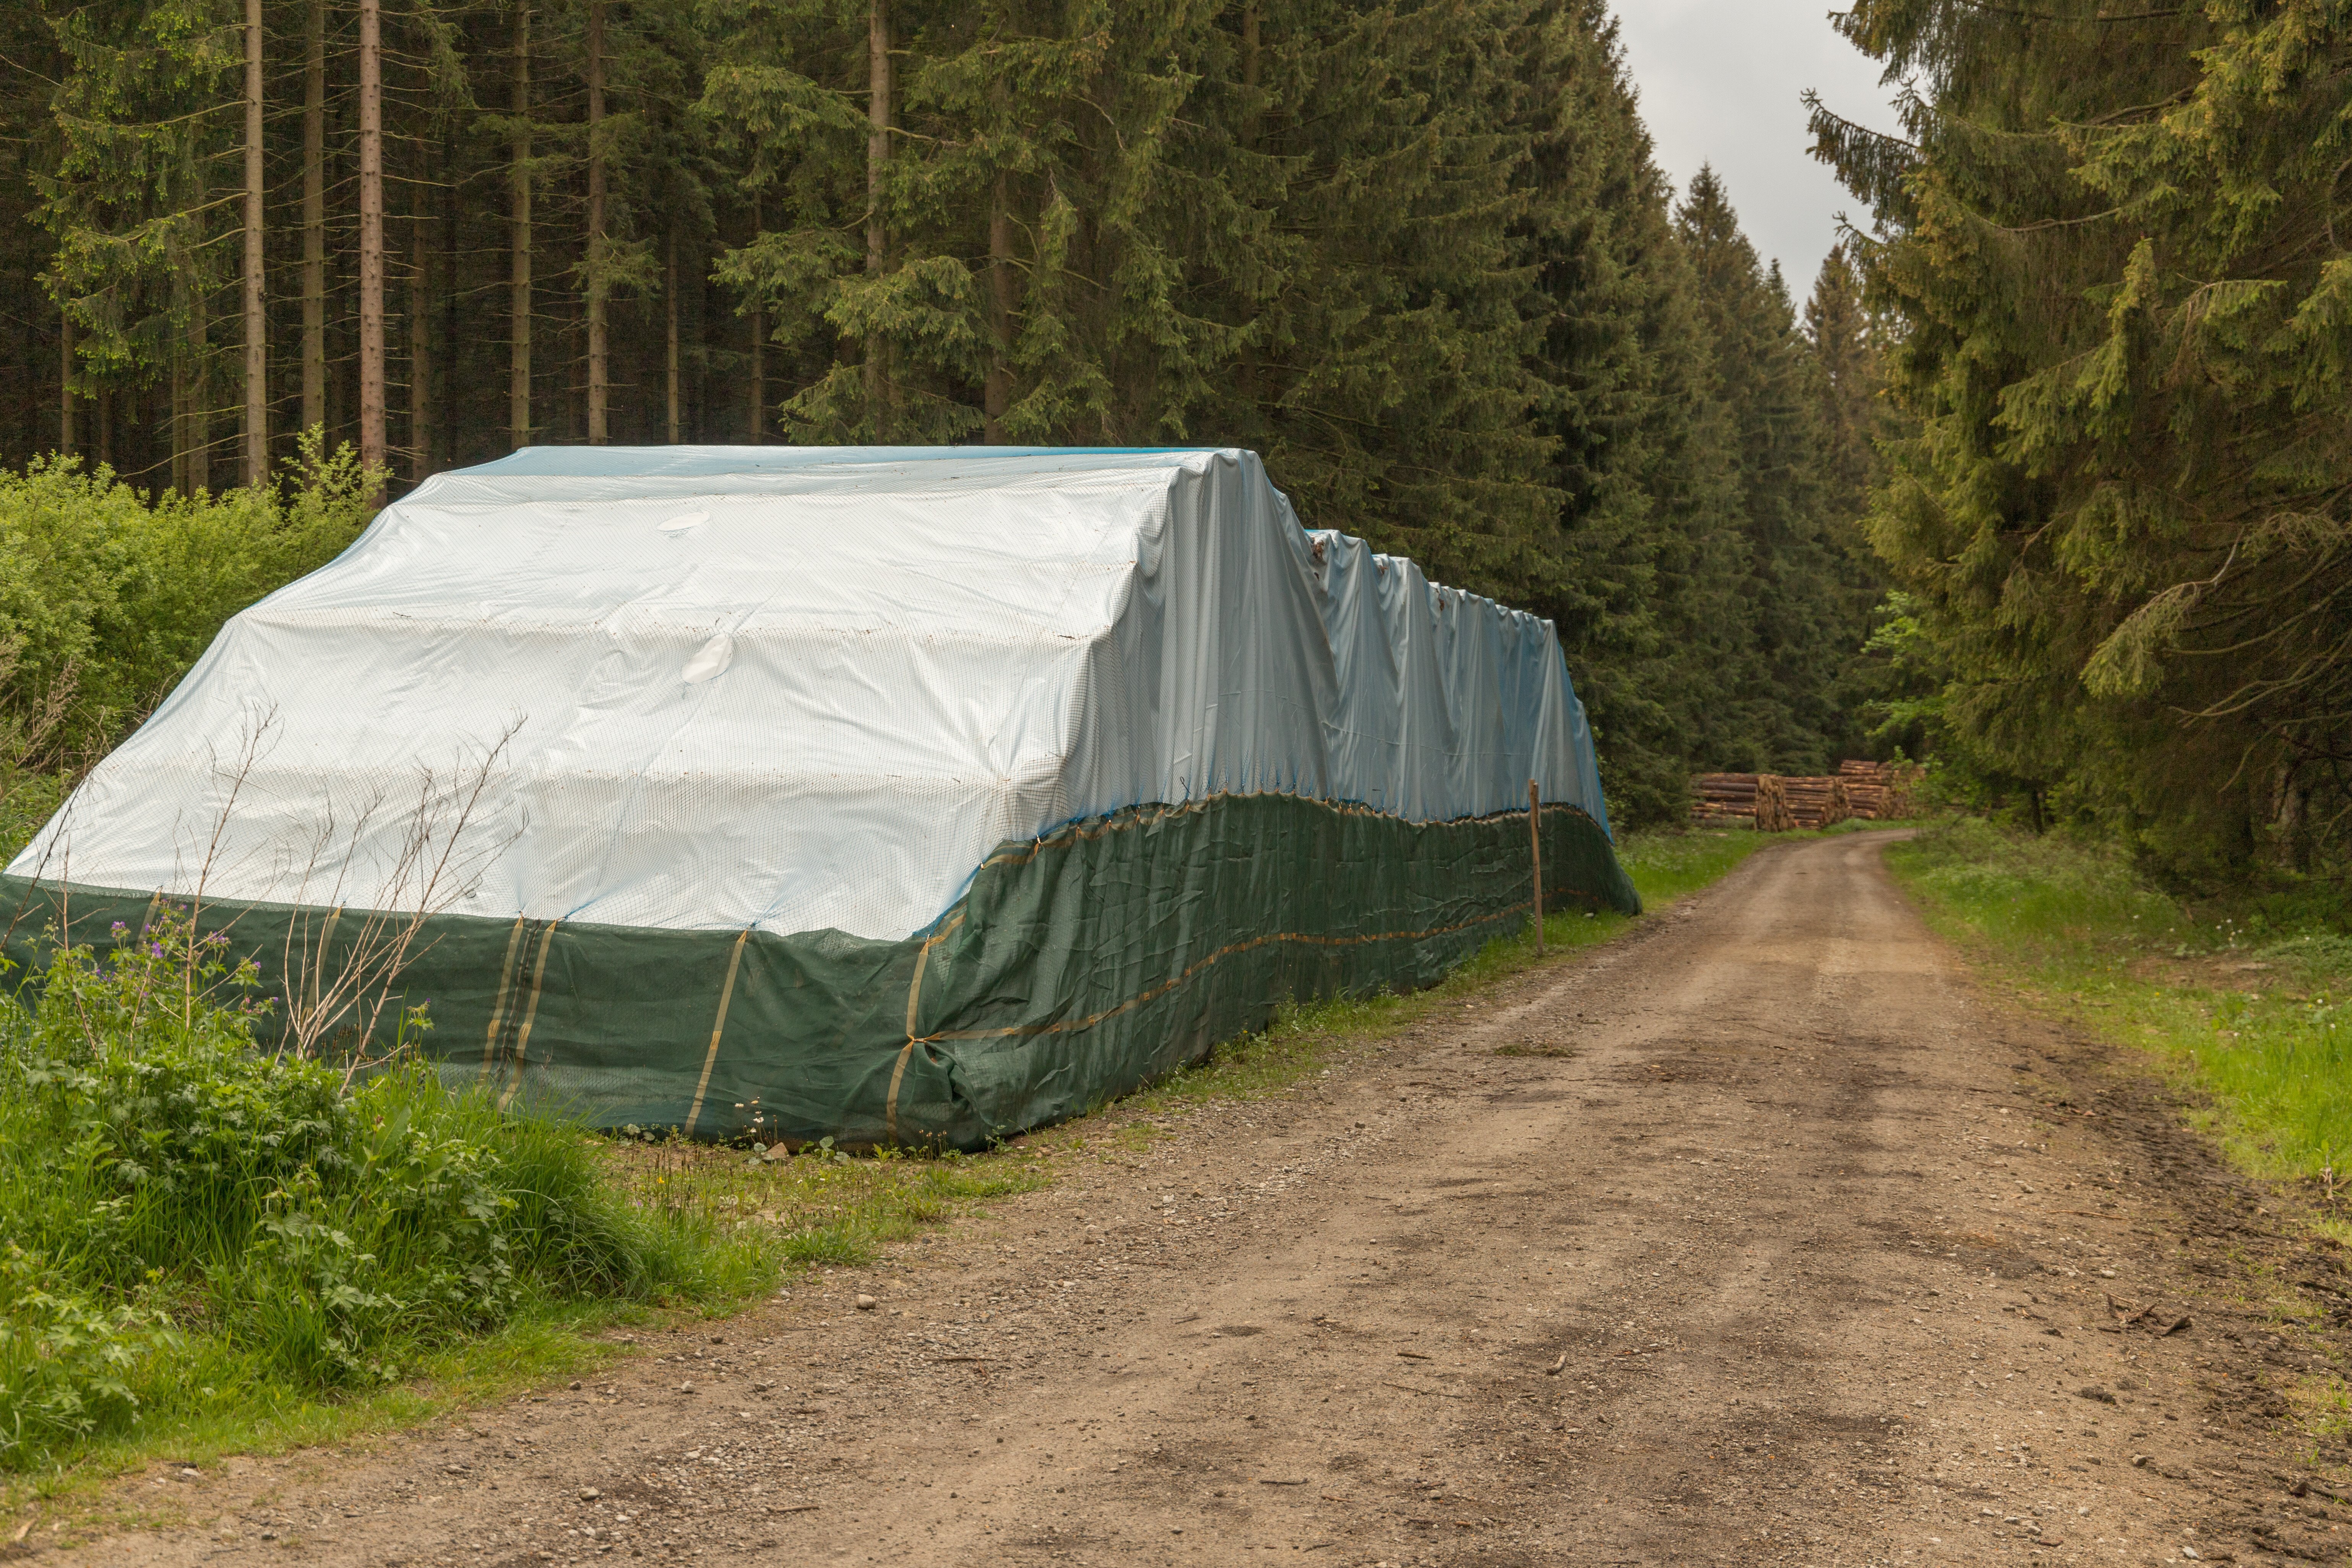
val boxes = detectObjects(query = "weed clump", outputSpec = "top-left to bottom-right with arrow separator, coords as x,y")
0,904 -> 727,1470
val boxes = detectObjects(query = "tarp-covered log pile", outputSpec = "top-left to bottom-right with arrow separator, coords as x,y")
4,446 -> 1638,1149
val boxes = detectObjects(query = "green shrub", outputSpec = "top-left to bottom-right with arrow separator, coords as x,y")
0,435 -> 380,762
0,902 -> 752,1469
0,1242 -> 179,1464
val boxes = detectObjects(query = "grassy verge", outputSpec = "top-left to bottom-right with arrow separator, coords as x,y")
2,821 -> 1796,1518
1884,818 -> 2352,1198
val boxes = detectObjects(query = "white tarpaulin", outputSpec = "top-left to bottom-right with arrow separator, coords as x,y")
16,446 -> 1610,943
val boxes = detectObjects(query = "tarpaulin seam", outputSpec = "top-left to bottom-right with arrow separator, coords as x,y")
683,928 -> 753,1136
497,919 -> 562,1111
477,915 -> 530,1082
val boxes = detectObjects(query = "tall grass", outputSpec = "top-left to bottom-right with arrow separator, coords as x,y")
1886,818 -> 2352,1187
0,903 -> 767,1472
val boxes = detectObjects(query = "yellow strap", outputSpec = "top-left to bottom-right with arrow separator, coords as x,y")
308,906 -> 344,1021
497,920 -> 562,1111
478,915 -> 530,1083
884,911 -> 962,1144
884,1040 -> 919,1145
683,928 -> 752,1136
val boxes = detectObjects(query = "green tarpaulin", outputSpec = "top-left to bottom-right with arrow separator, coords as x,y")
2,795 -> 1632,1148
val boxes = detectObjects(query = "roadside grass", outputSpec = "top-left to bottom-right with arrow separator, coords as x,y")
1883,818 -> 2352,1209
2,818 -> 1802,1521
595,1136 -> 1049,1270
0,1133 -> 1040,1526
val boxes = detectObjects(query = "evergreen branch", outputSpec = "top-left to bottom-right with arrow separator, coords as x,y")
1929,1 -> 2185,21
2060,84 -> 2201,128
1990,205 -> 2123,233
0,49 -> 61,89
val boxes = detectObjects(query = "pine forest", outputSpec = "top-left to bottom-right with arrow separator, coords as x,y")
0,0 -> 1891,829
1813,0 -> 2352,881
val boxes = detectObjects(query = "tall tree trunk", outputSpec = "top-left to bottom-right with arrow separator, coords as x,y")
586,0 -> 607,443
96,386 -> 110,468
242,0 -> 267,484
508,1 -> 532,449
442,120 -> 459,467
302,0 -> 326,434
357,0 -> 384,492
170,312 -> 187,495
666,228 -> 680,443
985,173 -> 1012,442
58,307 -> 74,459
864,0 -> 890,433
1238,3 -> 1260,410
182,280 -> 209,494
1242,3 -> 1260,101
745,195 -> 763,441
409,183 -> 431,483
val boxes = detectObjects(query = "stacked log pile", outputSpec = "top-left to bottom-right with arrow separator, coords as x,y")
1690,773 -> 1794,831
1781,775 -> 1850,829
1691,763 -> 1923,829
1691,773 -> 1760,826
1836,759 -> 1924,820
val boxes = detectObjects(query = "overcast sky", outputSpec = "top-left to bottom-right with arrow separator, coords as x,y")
1610,0 -> 1907,292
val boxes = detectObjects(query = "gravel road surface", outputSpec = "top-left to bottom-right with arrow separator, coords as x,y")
51,830 -> 2352,1567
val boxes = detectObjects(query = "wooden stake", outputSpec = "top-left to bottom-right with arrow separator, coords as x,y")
1528,778 -> 1544,954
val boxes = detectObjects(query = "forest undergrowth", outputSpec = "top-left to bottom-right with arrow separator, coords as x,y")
1886,821 -> 2352,1227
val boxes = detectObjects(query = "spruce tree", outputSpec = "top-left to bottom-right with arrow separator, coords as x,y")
1811,0 -> 2352,865
1509,1 -> 1742,823
1676,167 -> 1869,774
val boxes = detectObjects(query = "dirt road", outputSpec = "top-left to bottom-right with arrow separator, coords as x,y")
61,831 -> 2352,1566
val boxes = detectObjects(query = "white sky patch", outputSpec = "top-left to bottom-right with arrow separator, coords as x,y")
1612,0 -> 1912,288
